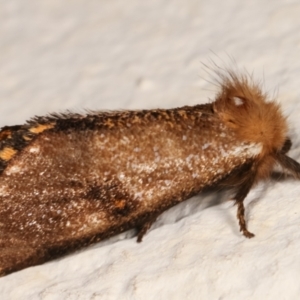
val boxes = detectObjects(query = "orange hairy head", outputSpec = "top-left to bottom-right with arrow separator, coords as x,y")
213,71 -> 288,157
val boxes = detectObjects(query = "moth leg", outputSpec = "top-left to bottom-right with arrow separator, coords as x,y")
136,216 -> 157,243
236,201 -> 254,238
234,176 -> 256,238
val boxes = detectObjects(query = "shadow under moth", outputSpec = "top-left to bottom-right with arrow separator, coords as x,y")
0,70 -> 299,277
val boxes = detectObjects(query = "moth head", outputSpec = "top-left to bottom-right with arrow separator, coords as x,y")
213,71 -> 288,156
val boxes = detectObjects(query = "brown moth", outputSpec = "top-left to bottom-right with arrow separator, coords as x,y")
0,71 -> 299,277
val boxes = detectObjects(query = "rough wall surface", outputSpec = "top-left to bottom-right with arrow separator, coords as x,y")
0,1 -> 300,299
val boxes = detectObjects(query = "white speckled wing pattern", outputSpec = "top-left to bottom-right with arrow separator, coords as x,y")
0,105 -> 262,275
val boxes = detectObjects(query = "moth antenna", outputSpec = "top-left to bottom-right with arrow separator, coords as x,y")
275,153 -> 300,179
281,138 -> 292,154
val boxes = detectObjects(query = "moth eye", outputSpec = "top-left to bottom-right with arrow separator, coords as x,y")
232,97 -> 244,106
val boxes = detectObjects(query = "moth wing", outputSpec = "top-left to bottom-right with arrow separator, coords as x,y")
0,128 -> 141,276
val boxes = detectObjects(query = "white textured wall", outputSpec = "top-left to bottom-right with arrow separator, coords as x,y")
1,1 -> 300,299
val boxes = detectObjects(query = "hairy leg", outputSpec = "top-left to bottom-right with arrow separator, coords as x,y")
233,167 -> 256,238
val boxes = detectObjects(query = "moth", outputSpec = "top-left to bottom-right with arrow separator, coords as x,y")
0,70 -> 299,277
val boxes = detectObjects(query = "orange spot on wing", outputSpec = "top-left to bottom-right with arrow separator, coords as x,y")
0,147 -> 17,161
132,115 -> 141,124
29,123 -> 55,134
104,119 -> 114,128
23,136 -> 32,141
115,200 -> 126,209
177,110 -> 188,119
0,130 -> 12,141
